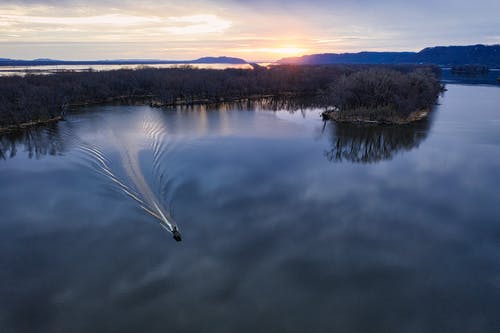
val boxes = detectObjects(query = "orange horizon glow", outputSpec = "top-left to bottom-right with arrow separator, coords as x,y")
1,2 -> 498,61
230,46 -> 309,60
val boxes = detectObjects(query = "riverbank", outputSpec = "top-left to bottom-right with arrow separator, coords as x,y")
321,108 -> 431,125
0,93 -> 301,133
0,116 -> 64,134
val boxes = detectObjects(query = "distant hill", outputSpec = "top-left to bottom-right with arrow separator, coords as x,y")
416,45 -> 500,66
0,56 -> 248,66
192,56 -> 247,64
278,44 -> 500,67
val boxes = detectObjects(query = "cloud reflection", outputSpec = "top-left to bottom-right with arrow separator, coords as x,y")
1,94 -> 500,332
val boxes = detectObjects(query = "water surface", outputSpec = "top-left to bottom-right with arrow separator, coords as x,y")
1,84 -> 499,332
0,63 -> 253,77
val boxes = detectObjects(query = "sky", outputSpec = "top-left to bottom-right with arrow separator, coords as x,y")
1,0 -> 500,61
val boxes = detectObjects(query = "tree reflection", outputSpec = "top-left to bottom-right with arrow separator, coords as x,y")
0,123 -> 66,160
324,119 -> 431,164
250,95 -> 327,112
0,99 -> 434,164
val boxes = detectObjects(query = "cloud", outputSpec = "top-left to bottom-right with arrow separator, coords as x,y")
0,13 -> 161,26
164,15 -> 232,35
1,0 -> 500,60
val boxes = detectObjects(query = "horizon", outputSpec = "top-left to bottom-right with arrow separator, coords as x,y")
1,1 -> 500,61
1,43 -> 500,63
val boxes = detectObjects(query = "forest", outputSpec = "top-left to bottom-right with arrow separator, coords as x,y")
0,64 -> 441,129
323,67 -> 442,123
451,65 -> 489,74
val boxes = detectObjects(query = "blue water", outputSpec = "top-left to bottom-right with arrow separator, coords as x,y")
1,84 -> 499,332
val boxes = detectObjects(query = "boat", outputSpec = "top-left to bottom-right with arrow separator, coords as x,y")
172,227 -> 182,242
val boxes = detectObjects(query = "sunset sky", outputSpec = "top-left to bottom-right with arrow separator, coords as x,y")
1,0 -> 499,61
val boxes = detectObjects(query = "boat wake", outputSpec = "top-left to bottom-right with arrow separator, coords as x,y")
60,111 -> 182,241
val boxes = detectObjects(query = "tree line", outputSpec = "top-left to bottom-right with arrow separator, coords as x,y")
325,67 -> 442,122
0,64 -> 441,129
451,65 -> 489,75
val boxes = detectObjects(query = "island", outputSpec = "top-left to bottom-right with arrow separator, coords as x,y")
451,65 -> 489,75
321,67 -> 442,124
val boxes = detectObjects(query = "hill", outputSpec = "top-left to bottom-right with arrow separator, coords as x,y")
278,44 -> 500,67
192,56 -> 247,64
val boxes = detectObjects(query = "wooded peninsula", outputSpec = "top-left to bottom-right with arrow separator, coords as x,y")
0,64 -> 442,131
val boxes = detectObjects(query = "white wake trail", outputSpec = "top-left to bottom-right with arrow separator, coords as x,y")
61,112 -> 181,239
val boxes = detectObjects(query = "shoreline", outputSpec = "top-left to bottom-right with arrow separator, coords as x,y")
0,100 -> 432,133
0,93 -> 307,133
0,116 -> 64,134
321,108 -> 430,125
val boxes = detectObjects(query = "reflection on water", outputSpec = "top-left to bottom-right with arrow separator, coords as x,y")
0,114 -> 180,239
0,63 -> 254,77
109,112 -> 180,238
1,85 -> 500,332
0,124 -> 66,160
324,118 -> 431,163
251,95 -> 329,112
70,112 -> 181,239
0,98 -> 433,167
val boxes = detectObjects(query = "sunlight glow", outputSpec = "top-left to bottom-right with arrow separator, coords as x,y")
0,0 -> 498,61
236,47 -> 308,57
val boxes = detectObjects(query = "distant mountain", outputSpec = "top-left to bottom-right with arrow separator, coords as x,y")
0,56 -> 248,66
416,45 -> 500,66
278,44 -> 500,67
279,52 -> 416,65
192,56 -> 247,64
33,58 -> 58,62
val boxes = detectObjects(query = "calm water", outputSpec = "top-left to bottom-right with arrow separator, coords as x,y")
1,84 -> 500,332
0,63 -> 254,77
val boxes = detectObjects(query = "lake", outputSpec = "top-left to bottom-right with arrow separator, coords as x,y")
1,84 -> 499,332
